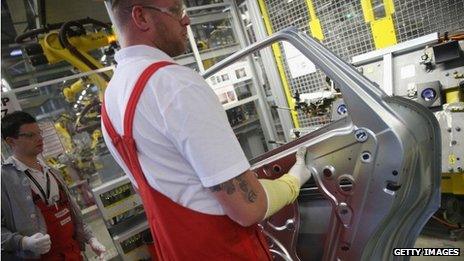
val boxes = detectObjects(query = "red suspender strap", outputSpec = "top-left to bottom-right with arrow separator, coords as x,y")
124,61 -> 174,137
101,101 -> 118,144
101,61 -> 174,178
101,100 -> 129,162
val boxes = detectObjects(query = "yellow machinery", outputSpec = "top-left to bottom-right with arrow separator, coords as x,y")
197,40 -> 215,70
17,17 -> 116,132
16,18 -> 116,101
16,18 -> 117,179
63,78 -> 88,103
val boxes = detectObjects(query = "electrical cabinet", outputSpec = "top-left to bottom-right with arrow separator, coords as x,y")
92,176 -> 151,260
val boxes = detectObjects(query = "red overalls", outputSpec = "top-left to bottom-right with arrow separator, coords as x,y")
30,173 -> 81,260
101,61 -> 272,260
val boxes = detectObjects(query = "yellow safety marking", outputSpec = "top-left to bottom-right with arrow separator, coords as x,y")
449,154 -> 457,166
445,88 -> 463,103
441,173 -> 464,195
257,0 -> 300,128
361,0 -> 397,49
305,0 -> 324,41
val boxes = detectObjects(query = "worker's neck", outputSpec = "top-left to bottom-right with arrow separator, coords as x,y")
14,153 -> 41,171
120,34 -> 159,50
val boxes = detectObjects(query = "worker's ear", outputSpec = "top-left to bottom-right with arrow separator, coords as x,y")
131,6 -> 151,32
4,137 -> 16,148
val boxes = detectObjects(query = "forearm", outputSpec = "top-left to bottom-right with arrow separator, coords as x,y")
1,226 -> 24,252
70,208 -> 94,244
259,147 -> 311,219
67,195 -> 94,243
258,174 -> 300,219
79,222 -> 94,244
210,159 -> 307,226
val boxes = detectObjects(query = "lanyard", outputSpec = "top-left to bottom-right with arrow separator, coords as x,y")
24,169 -> 50,205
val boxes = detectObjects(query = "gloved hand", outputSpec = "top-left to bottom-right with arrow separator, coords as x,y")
89,237 -> 106,259
288,146 -> 312,187
21,233 -> 51,255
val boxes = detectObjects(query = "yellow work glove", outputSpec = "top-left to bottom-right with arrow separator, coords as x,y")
259,147 -> 312,219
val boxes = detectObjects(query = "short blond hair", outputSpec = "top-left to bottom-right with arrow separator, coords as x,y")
110,0 -> 154,31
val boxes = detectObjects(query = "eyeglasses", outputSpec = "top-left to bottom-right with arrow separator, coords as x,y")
132,5 -> 188,23
17,131 -> 43,139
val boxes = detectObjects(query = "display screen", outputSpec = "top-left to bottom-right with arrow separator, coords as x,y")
99,183 -> 134,207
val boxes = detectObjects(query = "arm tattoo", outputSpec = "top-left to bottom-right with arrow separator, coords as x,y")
209,175 -> 257,203
223,180 -> 236,194
237,176 -> 257,203
210,180 -> 235,195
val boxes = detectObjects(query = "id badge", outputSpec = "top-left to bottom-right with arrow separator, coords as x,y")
60,216 -> 72,226
55,207 -> 70,218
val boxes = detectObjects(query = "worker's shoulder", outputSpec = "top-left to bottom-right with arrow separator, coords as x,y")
1,163 -> 19,184
116,58 -> 202,82
156,62 -> 204,82
149,63 -> 210,93
1,162 -> 16,172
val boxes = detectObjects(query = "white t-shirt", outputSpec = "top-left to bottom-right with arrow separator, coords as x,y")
8,156 -> 60,205
102,45 -> 250,215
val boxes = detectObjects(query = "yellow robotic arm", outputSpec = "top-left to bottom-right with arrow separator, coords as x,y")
54,118 -> 74,154
17,18 -> 116,101
91,129 -> 102,150
63,78 -> 88,103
